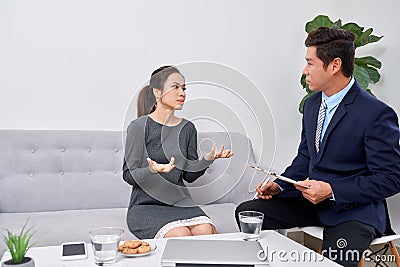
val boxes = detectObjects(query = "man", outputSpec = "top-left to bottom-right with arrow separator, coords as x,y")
236,26 -> 400,266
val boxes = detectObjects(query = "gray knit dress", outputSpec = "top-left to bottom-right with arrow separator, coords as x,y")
123,115 -> 213,239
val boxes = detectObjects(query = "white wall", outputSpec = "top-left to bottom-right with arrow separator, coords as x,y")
1,0 -> 399,172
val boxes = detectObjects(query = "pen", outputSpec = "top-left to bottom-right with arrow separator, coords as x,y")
247,164 -> 272,200
252,176 -> 270,200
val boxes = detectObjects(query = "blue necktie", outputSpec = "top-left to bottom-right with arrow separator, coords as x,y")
315,100 -> 327,153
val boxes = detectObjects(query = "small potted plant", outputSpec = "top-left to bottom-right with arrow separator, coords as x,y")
2,222 -> 36,267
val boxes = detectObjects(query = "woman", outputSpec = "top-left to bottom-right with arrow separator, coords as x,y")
123,65 -> 233,239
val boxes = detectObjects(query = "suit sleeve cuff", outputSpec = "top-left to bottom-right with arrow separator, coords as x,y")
330,191 -> 335,201
278,185 -> 285,192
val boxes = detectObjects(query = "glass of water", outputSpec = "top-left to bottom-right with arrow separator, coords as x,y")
239,211 -> 264,241
89,227 -> 124,265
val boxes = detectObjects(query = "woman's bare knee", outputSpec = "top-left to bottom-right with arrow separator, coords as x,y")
190,223 -> 216,236
164,226 -> 192,238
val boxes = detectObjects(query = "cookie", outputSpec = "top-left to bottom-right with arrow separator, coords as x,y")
122,248 -> 138,254
131,240 -> 142,249
123,240 -> 133,247
125,240 -> 142,249
137,245 -> 151,254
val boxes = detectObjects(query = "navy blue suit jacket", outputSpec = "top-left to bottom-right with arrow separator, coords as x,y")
279,81 -> 400,235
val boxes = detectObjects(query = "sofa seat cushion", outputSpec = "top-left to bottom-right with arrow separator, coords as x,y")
0,208 -> 136,256
0,203 -> 240,258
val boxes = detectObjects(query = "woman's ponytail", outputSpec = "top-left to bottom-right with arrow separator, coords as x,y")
137,85 -> 156,117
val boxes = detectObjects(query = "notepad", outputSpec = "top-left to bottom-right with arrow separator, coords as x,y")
246,164 -> 310,189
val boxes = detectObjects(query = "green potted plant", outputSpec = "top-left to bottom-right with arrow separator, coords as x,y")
299,15 -> 383,113
2,222 -> 36,267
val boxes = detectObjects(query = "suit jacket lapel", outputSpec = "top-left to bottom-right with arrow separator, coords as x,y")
317,104 -> 347,156
315,83 -> 360,163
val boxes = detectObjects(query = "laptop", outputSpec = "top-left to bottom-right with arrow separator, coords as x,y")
161,239 -> 269,267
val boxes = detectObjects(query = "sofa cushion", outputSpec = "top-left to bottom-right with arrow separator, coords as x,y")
0,208 -> 136,256
0,130 -> 131,212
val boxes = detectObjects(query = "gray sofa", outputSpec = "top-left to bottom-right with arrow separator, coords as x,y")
0,130 -> 262,257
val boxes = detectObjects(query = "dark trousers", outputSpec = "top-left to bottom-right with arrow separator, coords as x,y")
235,197 -> 377,267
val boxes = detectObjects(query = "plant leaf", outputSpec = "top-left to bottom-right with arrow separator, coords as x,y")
332,19 -> 342,28
300,74 -> 306,89
366,34 -> 383,45
305,15 -> 333,33
353,65 -> 371,89
365,66 -> 381,84
305,84 -> 312,94
355,56 -> 382,69
299,91 -> 316,114
341,22 -> 364,39
355,28 -> 373,48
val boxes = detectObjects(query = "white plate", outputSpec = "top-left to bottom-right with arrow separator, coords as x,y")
118,242 -> 157,257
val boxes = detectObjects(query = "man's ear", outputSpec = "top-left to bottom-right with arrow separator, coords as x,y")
331,58 -> 342,75
153,88 -> 161,98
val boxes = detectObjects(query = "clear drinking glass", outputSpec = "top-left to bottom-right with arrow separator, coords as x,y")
89,227 -> 124,265
238,211 -> 264,241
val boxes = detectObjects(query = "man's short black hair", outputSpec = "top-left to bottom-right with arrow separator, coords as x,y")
305,26 -> 356,77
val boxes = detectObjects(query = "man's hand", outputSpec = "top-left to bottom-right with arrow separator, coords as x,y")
147,157 -> 175,173
204,144 -> 233,161
256,181 -> 281,200
295,180 -> 333,204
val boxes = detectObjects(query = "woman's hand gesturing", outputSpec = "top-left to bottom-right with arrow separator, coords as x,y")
147,157 -> 175,173
204,144 -> 233,161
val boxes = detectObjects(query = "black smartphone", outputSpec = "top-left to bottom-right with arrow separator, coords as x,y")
61,242 -> 88,260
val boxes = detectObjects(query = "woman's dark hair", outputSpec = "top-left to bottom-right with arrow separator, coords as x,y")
305,26 -> 356,77
137,65 -> 182,117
